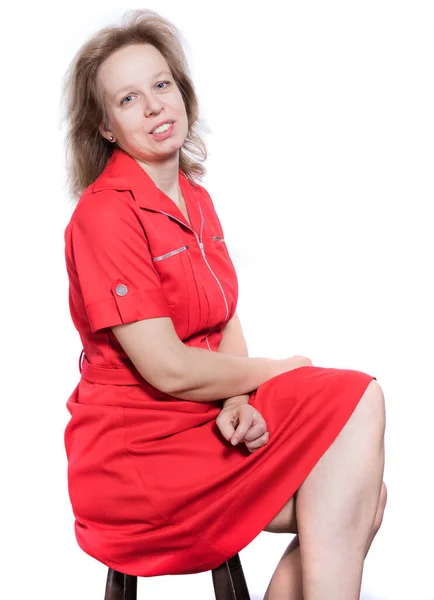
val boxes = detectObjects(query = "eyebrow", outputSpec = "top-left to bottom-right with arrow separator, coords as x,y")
112,71 -> 172,100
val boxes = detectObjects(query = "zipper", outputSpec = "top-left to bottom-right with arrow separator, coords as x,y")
159,205 -> 229,323
79,348 -> 85,373
153,245 -> 189,262
197,203 -> 229,322
197,241 -> 229,321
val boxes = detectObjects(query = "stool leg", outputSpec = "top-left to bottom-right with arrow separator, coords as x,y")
212,553 -> 251,600
104,568 -> 137,600
227,554 -> 250,599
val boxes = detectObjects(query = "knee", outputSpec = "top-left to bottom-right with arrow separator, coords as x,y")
361,380 -> 386,428
366,380 -> 385,406
373,481 -> 388,533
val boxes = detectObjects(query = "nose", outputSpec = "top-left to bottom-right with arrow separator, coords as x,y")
144,94 -> 163,118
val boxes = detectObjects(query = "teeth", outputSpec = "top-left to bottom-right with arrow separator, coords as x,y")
153,122 -> 172,134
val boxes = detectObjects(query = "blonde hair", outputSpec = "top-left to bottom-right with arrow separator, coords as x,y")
62,9 -> 207,202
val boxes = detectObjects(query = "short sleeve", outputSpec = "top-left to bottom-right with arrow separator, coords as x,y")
69,191 -> 171,334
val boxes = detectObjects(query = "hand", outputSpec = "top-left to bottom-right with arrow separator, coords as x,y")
276,355 -> 312,375
216,402 -> 269,453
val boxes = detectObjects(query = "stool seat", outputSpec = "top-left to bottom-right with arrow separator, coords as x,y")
104,553 -> 251,599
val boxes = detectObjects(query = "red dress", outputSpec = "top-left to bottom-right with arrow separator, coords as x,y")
64,148 -> 374,576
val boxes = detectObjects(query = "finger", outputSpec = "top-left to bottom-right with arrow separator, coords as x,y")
245,431 -> 270,452
231,412 -> 255,445
215,414 -> 236,442
243,420 -> 267,442
241,409 -> 267,442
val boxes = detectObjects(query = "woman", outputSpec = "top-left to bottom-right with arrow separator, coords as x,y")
62,9 -> 386,599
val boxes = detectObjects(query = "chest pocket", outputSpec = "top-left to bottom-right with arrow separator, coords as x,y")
211,235 -> 227,255
152,245 -> 190,262
149,241 -> 194,338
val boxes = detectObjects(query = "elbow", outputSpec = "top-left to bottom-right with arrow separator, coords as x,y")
149,352 -> 189,396
160,368 -> 191,396
157,373 -> 180,396
135,364 -> 182,395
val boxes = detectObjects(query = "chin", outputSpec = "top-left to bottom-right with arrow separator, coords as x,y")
164,139 -> 185,155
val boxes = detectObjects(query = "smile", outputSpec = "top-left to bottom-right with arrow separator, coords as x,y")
150,121 -> 175,140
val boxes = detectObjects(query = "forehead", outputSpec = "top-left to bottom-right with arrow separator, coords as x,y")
98,43 -> 170,94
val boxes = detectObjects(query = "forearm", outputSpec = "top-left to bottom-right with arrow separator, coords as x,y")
167,349 -> 278,402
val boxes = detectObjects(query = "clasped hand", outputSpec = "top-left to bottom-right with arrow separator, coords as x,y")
215,355 -> 314,452
216,402 -> 269,453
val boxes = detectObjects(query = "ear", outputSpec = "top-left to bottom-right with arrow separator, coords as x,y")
98,121 -> 114,142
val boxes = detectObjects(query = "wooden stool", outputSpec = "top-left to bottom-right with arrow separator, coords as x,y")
104,553 -> 251,599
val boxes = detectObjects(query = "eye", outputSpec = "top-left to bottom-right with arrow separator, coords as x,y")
120,95 -> 134,105
156,81 -> 170,90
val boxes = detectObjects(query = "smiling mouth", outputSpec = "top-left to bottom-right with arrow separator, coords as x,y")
151,121 -> 174,134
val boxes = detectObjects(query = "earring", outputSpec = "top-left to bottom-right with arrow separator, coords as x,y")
109,135 -> 114,142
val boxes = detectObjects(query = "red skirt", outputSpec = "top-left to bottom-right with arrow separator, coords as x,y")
65,365 -> 374,576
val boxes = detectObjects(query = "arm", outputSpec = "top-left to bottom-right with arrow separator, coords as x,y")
71,193 -> 280,402
112,316 -> 279,402
217,312 -> 251,408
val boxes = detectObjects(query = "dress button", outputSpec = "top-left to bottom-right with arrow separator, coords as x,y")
115,284 -> 128,296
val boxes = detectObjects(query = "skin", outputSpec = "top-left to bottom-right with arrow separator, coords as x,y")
262,482 -> 387,600
96,43 -> 386,598
97,42 -> 189,204
219,388 -> 386,599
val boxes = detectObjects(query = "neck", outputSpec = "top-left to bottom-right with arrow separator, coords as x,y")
135,153 -> 181,203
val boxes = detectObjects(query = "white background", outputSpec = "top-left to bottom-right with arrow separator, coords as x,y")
2,1 -> 433,598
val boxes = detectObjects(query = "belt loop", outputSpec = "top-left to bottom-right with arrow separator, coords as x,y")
78,349 -> 85,373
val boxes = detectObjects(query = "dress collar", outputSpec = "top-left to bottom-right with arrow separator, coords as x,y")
92,147 -> 201,231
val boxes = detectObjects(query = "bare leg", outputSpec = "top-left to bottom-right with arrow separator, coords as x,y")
263,482 -> 387,600
264,535 -> 302,600
294,380 -> 385,599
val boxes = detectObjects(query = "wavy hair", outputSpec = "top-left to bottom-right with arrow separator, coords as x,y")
61,9 -> 207,202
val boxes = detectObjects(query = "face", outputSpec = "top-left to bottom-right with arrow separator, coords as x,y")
97,43 -> 189,164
